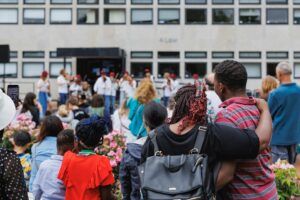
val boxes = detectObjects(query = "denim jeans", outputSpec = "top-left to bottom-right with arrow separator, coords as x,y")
163,96 -> 169,107
271,144 -> 297,164
104,95 -> 111,115
59,93 -> 68,105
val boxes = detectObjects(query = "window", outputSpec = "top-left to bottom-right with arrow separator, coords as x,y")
295,0 -> 300,4
131,0 -> 152,4
212,9 -> 234,24
239,9 -> 261,24
49,62 -> 72,78
267,51 -> 288,59
185,51 -> 207,58
0,9 -> 18,24
24,0 -> 45,4
158,63 -> 180,78
10,51 -> 18,58
186,9 -> 206,24
131,9 -> 153,24
105,0 -> 125,4
77,0 -> 98,4
185,63 -> 207,78
294,63 -> 300,78
51,0 -> 72,4
0,0 -> 18,4
0,63 -> 17,78
267,63 -> 278,76
50,9 -> 72,24
131,51 -> 153,58
22,62 -> 44,78
212,0 -> 233,4
77,9 -> 98,24
158,52 -> 180,58
294,52 -> 300,58
23,9 -> 45,24
242,63 -> 261,78
185,0 -> 206,4
50,51 -> 58,58
158,9 -> 180,24
294,9 -> 300,24
212,51 -> 234,59
266,0 -> 288,4
239,0 -> 260,4
266,9 -> 288,24
158,0 -> 179,4
104,9 -> 126,24
23,51 -> 44,58
239,51 -> 261,59
131,63 -> 152,78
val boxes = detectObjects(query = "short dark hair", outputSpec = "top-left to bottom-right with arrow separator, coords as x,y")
143,102 -> 167,130
91,94 -> 104,108
67,96 -> 79,106
13,131 -> 31,147
37,115 -> 64,142
214,60 -> 248,91
57,129 -> 75,154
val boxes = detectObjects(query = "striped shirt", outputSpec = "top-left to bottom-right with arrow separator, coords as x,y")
215,97 -> 278,200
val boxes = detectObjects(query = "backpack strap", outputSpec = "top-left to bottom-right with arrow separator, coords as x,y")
148,129 -> 162,156
191,126 -> 207,154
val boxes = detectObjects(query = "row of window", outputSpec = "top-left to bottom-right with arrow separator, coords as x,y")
1,61 -> 300,79
2,0 -> 300,5
7,50 -> 299,59
1,8 -> 300,25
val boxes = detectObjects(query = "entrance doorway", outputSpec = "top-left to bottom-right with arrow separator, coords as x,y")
267,62 -> 278,77
77,58 -> 124,87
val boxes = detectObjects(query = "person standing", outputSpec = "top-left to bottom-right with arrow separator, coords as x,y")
37,71 -> 50,116
93,70 -> 112,116
69,75 -> 82,96
110,72 -> 119,113
119,72 -> 129,106
57,69 -> 69,105
124,75 -> 137,99
162,72 -> 174,107
170,73 -> 180,96
259,75 -> 278,101
268,61 -> 300,164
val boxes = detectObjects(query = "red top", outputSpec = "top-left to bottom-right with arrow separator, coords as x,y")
216,97 -> 277,200
58,151 -> 115,200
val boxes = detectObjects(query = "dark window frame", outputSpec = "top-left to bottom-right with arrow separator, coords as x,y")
0,0 -> 18,4
49,62 -> 72,78
157,62 -> 180,78
266,0 -> 288,4
239,8 -> 261,25
293,9 -> 300,25
185,62 -> 207,78
212,8 -> 235,25
294,51 -> 300,59
158,0 -> 180,5
104,8 -> 126,25
131,0 -> 153,5
185,51 -> 207,59
212,51 -> 234,59
0,62 -> 18,78
185,0 -> 207,4
266,8 -> 289,25
23,51 -> 45,58
212,0 -> 234,4
104,0 -> 126,5
242,62 -> 262,79
294,62 -> 300,78
239,51 -> 261,59
23,8 -> 46,25
23,0 -> 45,4
130,62 -> 153,78
158,8 -> 180,25
50,0 -> 73,4
185,8 -> 207,25
239,0 -> 261,4
131,8 -> 153,25
158,51 -> 180,59
0,8 -> 18,25
22,62 -> 45,78
10,51 -> 18,59
77,8 -> 99,25
77,0 -> 99,4
266,51 -> 289,59
50,8 -> 72,24
131,51 -> 153,59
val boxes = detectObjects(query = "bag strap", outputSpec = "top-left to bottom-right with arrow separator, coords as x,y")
191,126 -> 207,154
148,129 -> 161,155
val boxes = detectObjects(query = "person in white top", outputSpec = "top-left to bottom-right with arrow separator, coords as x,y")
124,75 -> 137,99
170,73 -> 180,96
119,72 -> 129,106
162,72 -> 174,107
93,70 -> 112,115
110,72 -> 119,113
57,69 -> 69,105
37,71 -> 50,116
204,73 -> 222,122
69,75 -> 83,96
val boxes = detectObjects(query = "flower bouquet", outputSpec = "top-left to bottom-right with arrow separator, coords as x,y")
270,159 -> 300,200
97,130 -> 126,199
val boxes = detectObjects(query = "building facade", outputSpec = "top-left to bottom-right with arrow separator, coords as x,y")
0,0 -> 300,97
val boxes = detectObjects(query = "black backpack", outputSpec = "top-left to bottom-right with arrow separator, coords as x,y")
138,126 -> 218,200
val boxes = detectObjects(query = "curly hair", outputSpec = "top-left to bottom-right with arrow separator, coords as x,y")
169,83 -> 207,131
261,75 -> 278,94
134,80 -> 157,104
215,60 -> 248,91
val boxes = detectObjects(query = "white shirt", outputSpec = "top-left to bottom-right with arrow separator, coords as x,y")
111,110 -> 135,144
93,76 -> 112,96
119,78 -> 127,92
124,80 -> 137,98
69,83 -> 82,96
206,90 -> 222,122
111,79 -> 119,96
171,79 -> 180,96
57,75 -> 68,94
162,79 -> 174,97
37,79 -> 49,93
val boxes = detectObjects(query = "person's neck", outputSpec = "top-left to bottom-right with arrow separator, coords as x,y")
13,146 -> 27,155
223,90 -> 248,101
169,121 -> 196,135
280,76 -> 292,85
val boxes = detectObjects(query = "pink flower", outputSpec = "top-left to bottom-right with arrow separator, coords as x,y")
110,160 -> 117,167
110,141 -> 117,148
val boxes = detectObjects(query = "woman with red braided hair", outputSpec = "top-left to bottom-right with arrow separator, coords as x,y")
141,83 -> 273,193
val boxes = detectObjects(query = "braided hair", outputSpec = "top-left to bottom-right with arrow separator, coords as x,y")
75,115 -> 112,149
169,83 -> 207,132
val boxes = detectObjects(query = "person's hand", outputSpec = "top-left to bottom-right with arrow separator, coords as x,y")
256,98 -> 269,113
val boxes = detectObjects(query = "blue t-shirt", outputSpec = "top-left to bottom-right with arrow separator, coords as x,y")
268,83 -> 300,145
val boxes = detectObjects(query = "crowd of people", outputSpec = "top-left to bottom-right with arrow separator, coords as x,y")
0,60 -> 300,200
